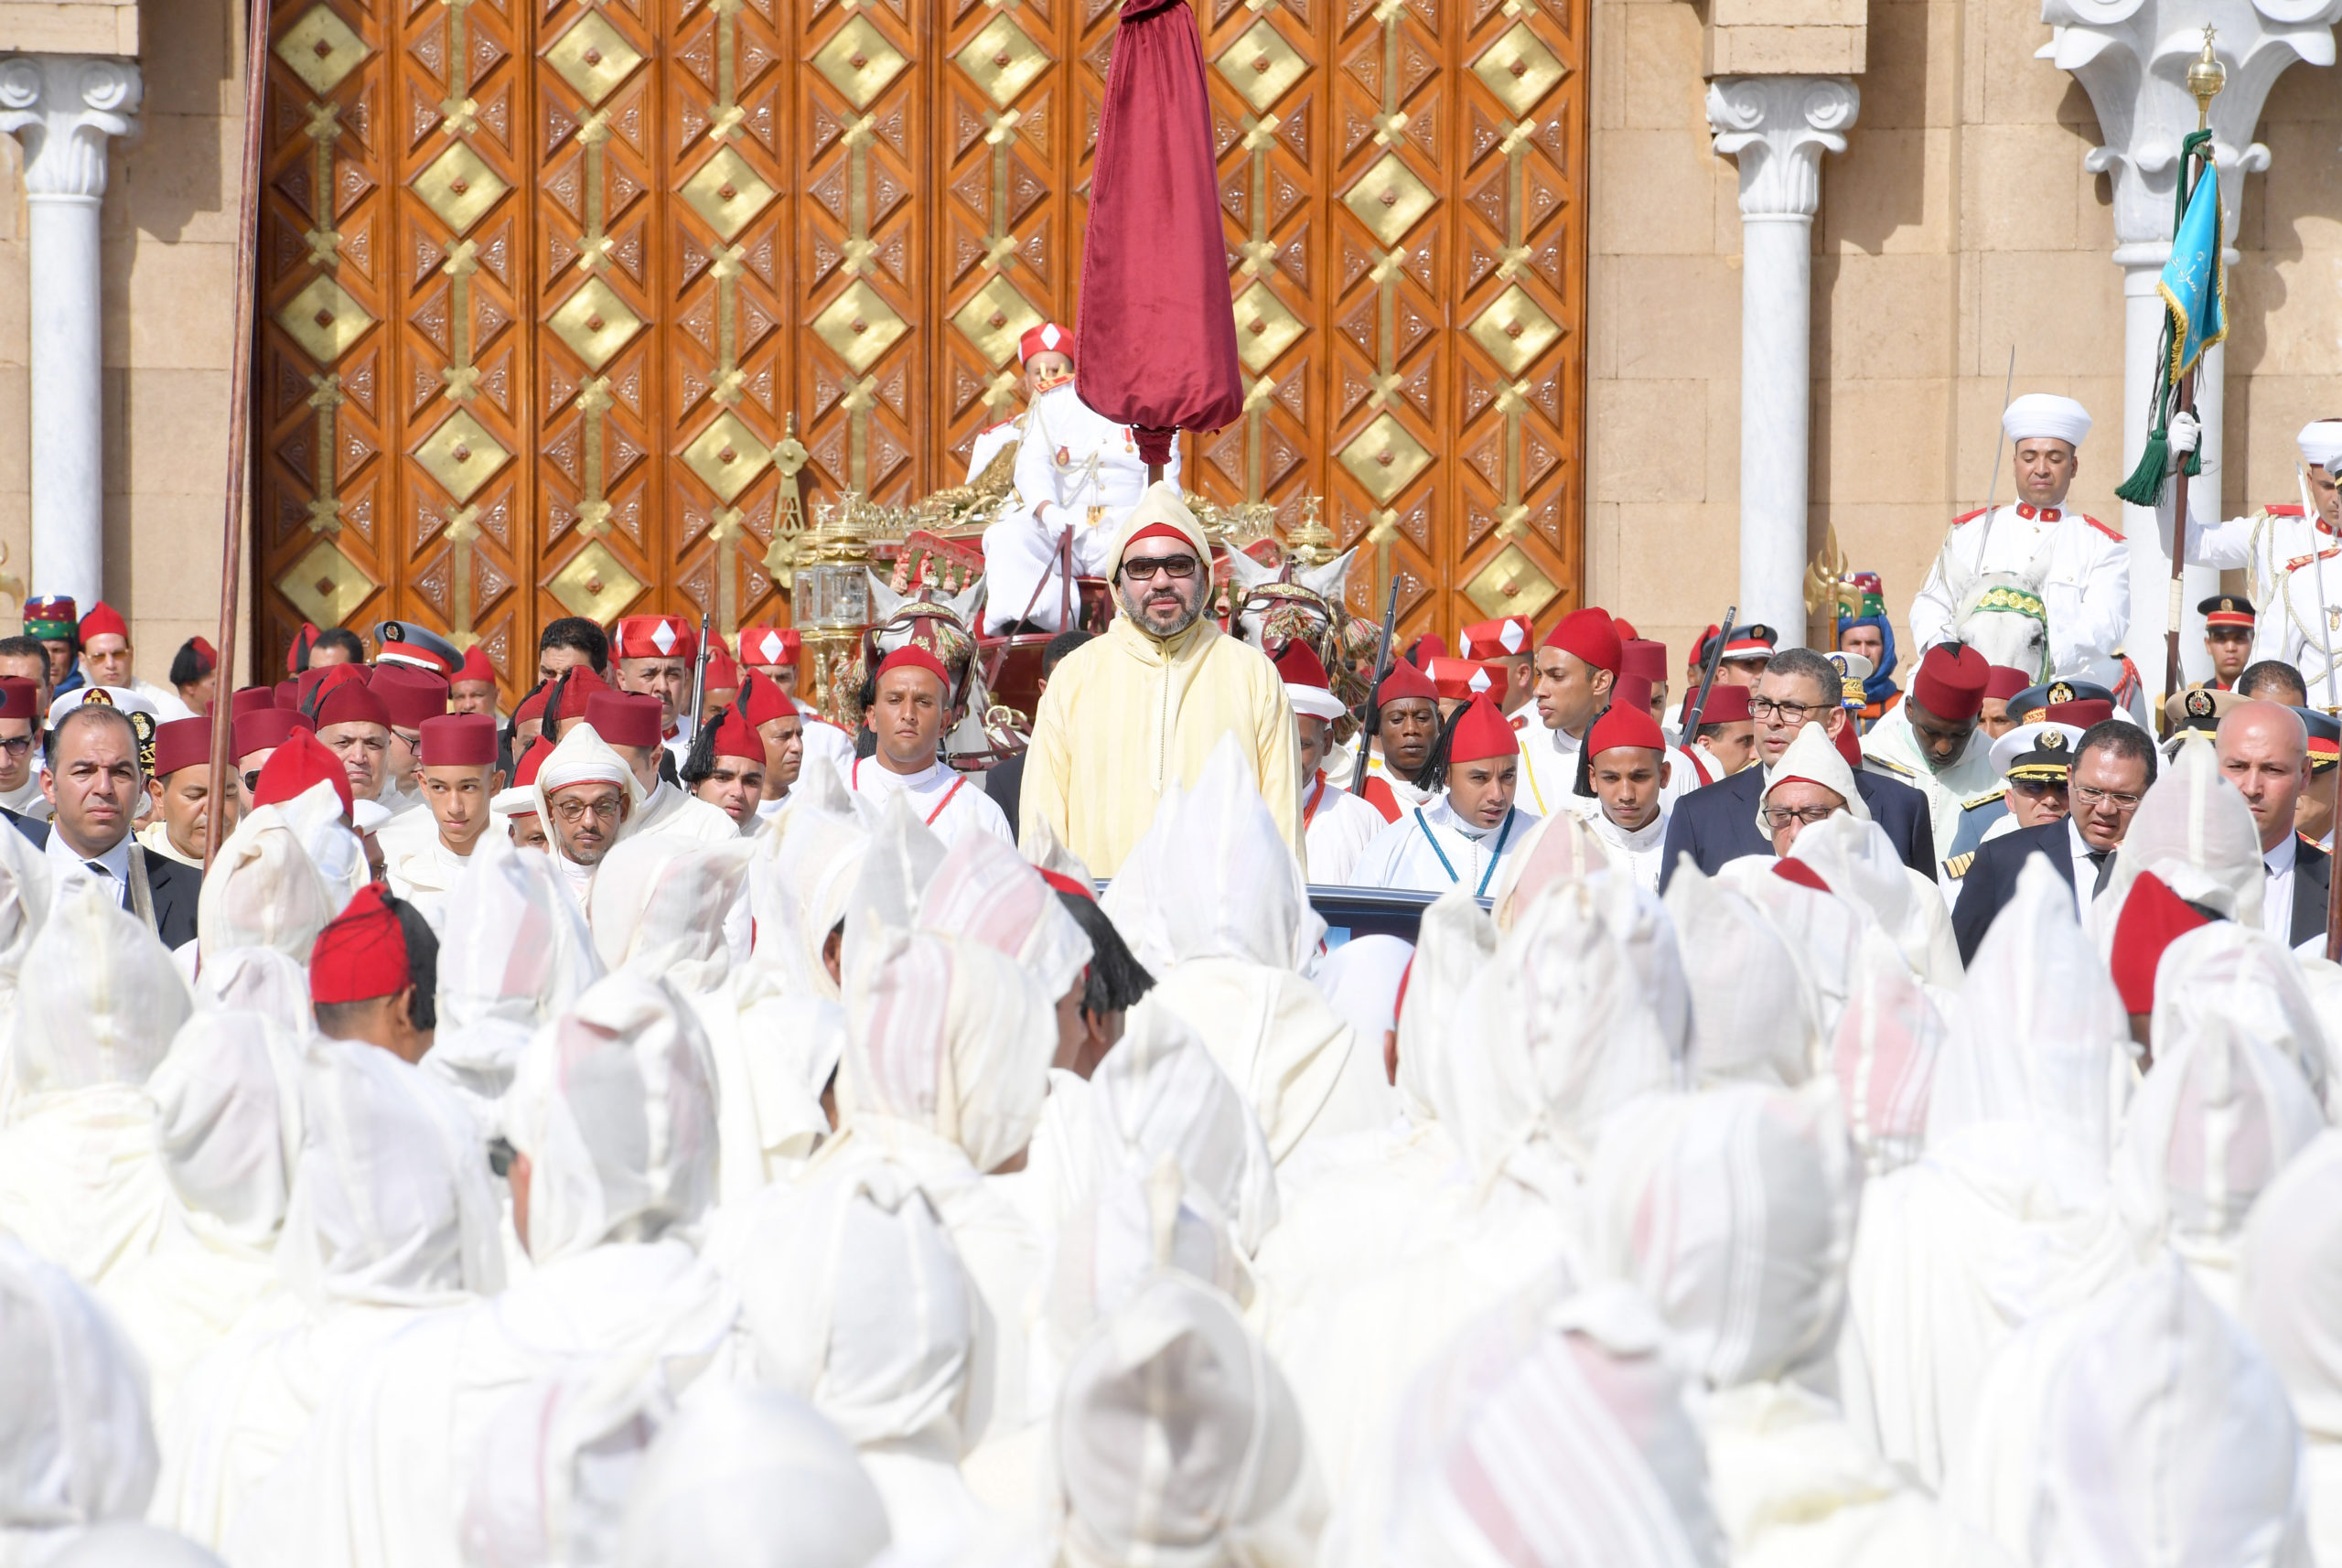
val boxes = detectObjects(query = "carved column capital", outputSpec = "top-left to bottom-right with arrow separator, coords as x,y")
2041,0 -> 2339,252
1706,75 -> 1860,220
0,54 -> 141,202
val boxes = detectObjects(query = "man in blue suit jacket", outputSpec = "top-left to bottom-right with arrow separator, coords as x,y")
1659,646 -> 1937,892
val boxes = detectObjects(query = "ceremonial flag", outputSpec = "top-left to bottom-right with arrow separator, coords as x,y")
2115,131 -> 2226,507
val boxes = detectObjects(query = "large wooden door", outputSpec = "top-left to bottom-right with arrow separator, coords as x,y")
252,0 -> 1586,700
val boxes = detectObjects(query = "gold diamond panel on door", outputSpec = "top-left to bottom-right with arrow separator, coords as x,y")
255,0 -> 1589,687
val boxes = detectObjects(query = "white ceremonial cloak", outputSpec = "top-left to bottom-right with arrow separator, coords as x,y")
1352,796 -> 1538,895
1301,771 -> 1384,885
850,756 -> 1014,851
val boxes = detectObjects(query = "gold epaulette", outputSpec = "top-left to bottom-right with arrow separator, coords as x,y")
1962,789 -> 2005,811
1945,851 -> 1976,878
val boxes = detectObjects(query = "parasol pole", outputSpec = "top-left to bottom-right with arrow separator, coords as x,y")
205,0 -> 272,875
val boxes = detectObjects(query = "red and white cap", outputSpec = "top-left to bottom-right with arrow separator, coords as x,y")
1422,657 -> 1509,709
738,623 -> 800,668
1018,322 -> 1074,365
614,615 -> 696,662
1273,642 -> 1348,723
1457,616 -> 1534,660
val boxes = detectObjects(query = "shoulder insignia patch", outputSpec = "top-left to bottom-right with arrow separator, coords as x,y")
2269,503 -> 2305,518
1953,508 -> 1986,525
1863,753 -> 1915,779
1509,714 -> 1528,731
1946,851 -> 1976,879
2081,514 -> 2122,543
1963,789 -> 2005,811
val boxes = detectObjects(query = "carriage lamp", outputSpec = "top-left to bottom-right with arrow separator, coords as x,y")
793,496 -> 874,724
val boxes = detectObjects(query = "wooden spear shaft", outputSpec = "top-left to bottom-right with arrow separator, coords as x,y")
206,0 -> 270,874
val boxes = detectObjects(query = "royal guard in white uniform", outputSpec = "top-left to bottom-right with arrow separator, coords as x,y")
984,323 -> 1180,634
737,620 -> 854,780
963,321 -> 1076,489
1910,393 -> 2131,692
2171,416 -> 2342,696
1276,642 -> 1384,884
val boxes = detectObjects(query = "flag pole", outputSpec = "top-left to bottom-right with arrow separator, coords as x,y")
205,0 -> 271,874
2160,30 -> 2227,727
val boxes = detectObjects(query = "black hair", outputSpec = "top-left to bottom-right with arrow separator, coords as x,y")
1042,630 -> 1092,675
1410,702 -> 1470,791
1054,891 -> 1153,1020
543,667 -> 583,738
2076,718 -> 2159,787
538,617 -> 611,674
1762,646 -> 1842,708
0,634 -> 48,671
168,639 -> 213,688
314,628 -> 367,664
2239,660 -> 2311,706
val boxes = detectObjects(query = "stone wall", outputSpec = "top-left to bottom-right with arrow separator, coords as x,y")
0,0 -> 247,693
1585,0 -> 2342,680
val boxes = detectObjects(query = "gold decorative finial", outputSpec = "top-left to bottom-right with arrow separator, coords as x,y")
2187,25 -> 2227,130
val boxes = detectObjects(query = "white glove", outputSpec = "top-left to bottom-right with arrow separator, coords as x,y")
2168,411 -> 2201,458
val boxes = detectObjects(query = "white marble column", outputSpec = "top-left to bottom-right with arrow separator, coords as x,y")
1707,75 -> 1858,649
0,54 -> 140,609
2043,0 -> 2337,702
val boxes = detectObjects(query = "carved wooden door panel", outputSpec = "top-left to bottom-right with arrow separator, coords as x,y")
252,0 -> 1586,700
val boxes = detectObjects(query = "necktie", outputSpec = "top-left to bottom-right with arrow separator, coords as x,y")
2087,848 -> 2114,897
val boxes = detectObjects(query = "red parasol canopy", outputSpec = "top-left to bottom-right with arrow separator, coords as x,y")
1075,0 -> 1244,469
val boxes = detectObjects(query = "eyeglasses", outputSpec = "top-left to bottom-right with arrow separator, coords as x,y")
0,736 -> 31,758
1747,697 -> 1833,722
241,769 -> 263,793
2071,781 -> 2144,811
1120,554 -> 1198,582
1763,805 -> 1840,829
553,795 -> 623,823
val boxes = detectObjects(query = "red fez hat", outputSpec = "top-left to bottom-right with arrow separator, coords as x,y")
77,602 -> 127,643
614,615 -> 696,662
295,662 -> 363,710
550,669 -> 611,725
709,709 -> 766,766
1609,671 -> 1655,716
452,644 -> 497,688
739,624 -> 801,668
1911,645 -> 1991,722
512,736 -> 552,792
739,671 -> 796,727
1457,617 -> 1535,660
231,685 -> 278,720
286,623 -> 320,674
149,717 -> 210,779
1018,321 -> 1075,363
1423,658 -> 1501,704
875,645 -> 952,692
1542,607 -> 1623,675
704,648 -> 739,692
0,679 -> 35,724
1446,695 -> 1519,764
369,665 -> 448,729
2109,870 -> 2212,1015
1402,633 -> 1449,667
1984,665 -> 2032,703
1620,639 -> 1669,682
186,637 -> 217,675
1833,717 -> 1865,769
584,690 -> 663,749
1611,616 -> 1640,640
1588,703 -> 1665,757
513,685 -> 550,725
1376,657 -> 1438,708
274,678 -> 298,709
233,706 -> 310,758
2047,698 -> 2114,728
1684,684 -> 1753,726
309,884 -> 411,1005
252,725 -> 353,819
312,673 -> 392,732
419,713 -> 498,768
1274,641 -> 1334,692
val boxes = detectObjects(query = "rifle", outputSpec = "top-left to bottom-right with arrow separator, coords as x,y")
686,611 -> 713,738
1348,578 -> 1402,795
1681,603 -> 1738,736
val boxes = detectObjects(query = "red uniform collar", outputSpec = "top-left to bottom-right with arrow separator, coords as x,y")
2015,503 -> 2061,521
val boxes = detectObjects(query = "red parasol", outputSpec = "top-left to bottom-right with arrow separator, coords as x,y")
1075,0 -> 1244,478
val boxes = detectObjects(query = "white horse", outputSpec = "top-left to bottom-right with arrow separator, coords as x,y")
1953,569 -> 2051,684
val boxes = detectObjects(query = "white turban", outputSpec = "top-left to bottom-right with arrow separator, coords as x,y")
1054,1272 -> 1324,1568
1045,1159 -> 1254,1369
1085,998 -> 1279,1256
0,1238 -> 158,1548
147,1012 -> 299,1247
837,924 -> 1058,1177
617,1387 -> 892,1568
195,810 -> 336,967
1948,1254 -> 2309,1566
1757,722 -> 1868,841
276,1037 -> 506,1310
2299,419 -> 2342,476
1592,1086 -> 1857,1390
2001,392 -> 2091,448
532,721 -> 641,825
501,972 -> 721,1262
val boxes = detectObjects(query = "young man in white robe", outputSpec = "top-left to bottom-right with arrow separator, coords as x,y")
379,713 -> 506,932
1572,702 -> 1672,891
1355,695 -> 1537,894
1277,641 -> 1381,884
1516,606 -> 1619,821
1356,655 -> 1441,822
850,644 -> 1014,849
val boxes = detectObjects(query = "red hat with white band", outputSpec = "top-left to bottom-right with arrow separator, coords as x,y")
1457,616 -> 1535,660
1274,642 -> 1348,723
1018,322 -> 1074,364
614,615 -> 697,663
738,624 -> 801,668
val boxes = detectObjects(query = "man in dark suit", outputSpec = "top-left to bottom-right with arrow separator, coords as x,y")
2218,698 -> 2333,950
29,701 -> 202,948
1659,645 -> 1936,892
1952,718 -> 2158,963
